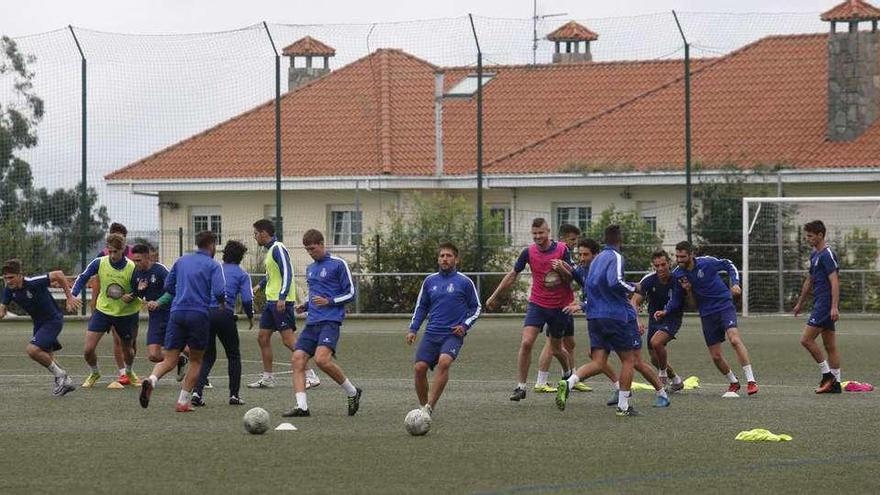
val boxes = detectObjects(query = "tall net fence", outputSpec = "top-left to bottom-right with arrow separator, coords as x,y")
2,11 -> 878,314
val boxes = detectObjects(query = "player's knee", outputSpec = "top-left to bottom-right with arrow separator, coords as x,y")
799,336 -> 812,348
414,362 -> 429,375
26,345 -> 40,358
436,355 -> 454,371
314,353 -> 332,368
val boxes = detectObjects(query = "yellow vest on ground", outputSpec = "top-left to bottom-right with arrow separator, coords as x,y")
264,242 -> 296,302
96,256 -> 141,316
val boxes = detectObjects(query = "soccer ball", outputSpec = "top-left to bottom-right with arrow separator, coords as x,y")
243,407 -> 270,435
404,408 -> 431,436
106,283 -> 125,299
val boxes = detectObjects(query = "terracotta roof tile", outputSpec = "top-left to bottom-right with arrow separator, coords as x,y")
281,36 -> 336,57
821,0 -> 880,22
546,21 -> 599,42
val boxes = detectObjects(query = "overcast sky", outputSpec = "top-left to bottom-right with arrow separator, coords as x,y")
5,0 -> 837,36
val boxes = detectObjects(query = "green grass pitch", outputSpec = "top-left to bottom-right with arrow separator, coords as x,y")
0,316 -> 878,494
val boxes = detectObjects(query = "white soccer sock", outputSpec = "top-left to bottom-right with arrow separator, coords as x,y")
536,370 -> 550,386
517,382 -> 527,390
567,374 -> 579,389
118,368 -> 126,376
658,369 -> 668,378
305,368 -> 318,381
295,392 -> 308,410
725,371 -> 738,384
672,375 -> 683,385
612,381 -> 620,390
562,369 -> 572,379
149,374 -> 158,386
819,360 -> 831,374
618,390 -> 631,411
47,362 -> 64,377
264,371 -> 274,379
340,379 -> 357,396
178,389 -> 192,404
743,365 -> 755,383
831,368 -> 841,381
89,365 -> 99,373
656,388 -> 668,399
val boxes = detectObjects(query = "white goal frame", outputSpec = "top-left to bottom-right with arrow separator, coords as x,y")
741,196 -> 880,316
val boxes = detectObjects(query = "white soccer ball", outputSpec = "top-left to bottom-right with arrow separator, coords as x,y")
404,408 -> 431,436
243,407 -> 270,435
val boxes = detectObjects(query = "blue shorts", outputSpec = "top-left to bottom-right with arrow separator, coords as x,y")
588,318 -> 641,353
415,333 -> 464,370
146,310 -> 170,346
31,317 -> 63,352
647,316 -> 682,343
295,321 -> 341,356
259,302 -> 297,332
524,302 -> 571,339
807,309 -> 835,331
165,310 -> 210,351
88,310 -> 139,340
700,307 -> 738,346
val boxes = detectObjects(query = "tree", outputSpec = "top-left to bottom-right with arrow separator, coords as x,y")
586,205 -> 664,274
833,227 -> 880,312
1,35 -> 107,272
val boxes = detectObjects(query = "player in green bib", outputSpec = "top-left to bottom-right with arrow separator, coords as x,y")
72,234 -> 142,388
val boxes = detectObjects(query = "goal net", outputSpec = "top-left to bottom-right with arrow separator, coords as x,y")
741,197 -> 880,316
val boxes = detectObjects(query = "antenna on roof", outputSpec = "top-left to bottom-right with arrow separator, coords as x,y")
533,0 -> 567,65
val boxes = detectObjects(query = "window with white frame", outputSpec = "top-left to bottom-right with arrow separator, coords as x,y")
329,206 -> 362,247
191,206 -> 222,244
638,201 -> 658,233
554,203 -> 591,233
488,204 -> 512,243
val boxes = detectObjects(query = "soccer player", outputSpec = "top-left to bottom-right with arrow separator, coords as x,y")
248,219 -> 319,389
655,241 -> 758,396
557,226 -> 669,416
130,244 -> 170,364
192,240 -> 252,406
72,234 -> 142,388
632,250 -> 685,392
533,223 -> 588,393
406,242 -> 481,416
1,259 -> 80,396
139,230 -> 226,412
793,220 -> 842,393
486,217 -> 574,402
283,229 -> 361,417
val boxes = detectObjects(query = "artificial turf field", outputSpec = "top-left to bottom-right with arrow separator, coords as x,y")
0,316 -> 878,494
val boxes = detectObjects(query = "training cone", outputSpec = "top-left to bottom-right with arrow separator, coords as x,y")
107,381 -> 125,389
722,391 -> 739,398
275,423 -> 298,431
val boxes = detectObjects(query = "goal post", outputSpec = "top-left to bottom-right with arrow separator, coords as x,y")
742,196 -> 880,316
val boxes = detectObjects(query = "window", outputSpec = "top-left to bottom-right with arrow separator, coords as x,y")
488,205 -> 512,243
445,73 -> 496,97
329,206 -> 362,247
638,201 -> 658,233
191,207 -> 222,244
554,203 -> 591,233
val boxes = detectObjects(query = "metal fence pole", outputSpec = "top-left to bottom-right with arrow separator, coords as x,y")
263,21 -> 283,242
69,26 -> 87,315
861,271 -> 867,313
673,11 -> 693,244
178,227 -> 184,258
776,175 -> 784,312
469,14 -> 484,272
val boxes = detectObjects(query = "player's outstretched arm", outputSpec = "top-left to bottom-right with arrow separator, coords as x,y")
485,271 -> 518,310
792,276 -> 812,316
50,271 -> 81,312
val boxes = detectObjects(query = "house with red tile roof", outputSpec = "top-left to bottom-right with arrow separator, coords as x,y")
106,1 -> 880,267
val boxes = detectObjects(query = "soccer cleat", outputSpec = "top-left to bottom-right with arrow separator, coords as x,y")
306,376 -> 321,389
203,379 -> 213,390
555,380 -> 570,411
247,375 -> 277,389
282,407 -> 310,417
533,383 -> 558,393
176,355 -> 188,382
420,404 -> 433,417
607,389 -> 619,406
615,406 -> 641,417
228,396 -> 246,405
82,372 -> 101,388
829,380 -> 842,394
727,382 -> 741,394
653,395 -> 671,408
746,381 -> 759,396
175,402 -> 194,413
139,380 -> 153,408
815,373 -> 835,394
668,381 -> 685,393
347,387 -> 363,416
509,387 -> 526,401
191,393 -> 206,407
52,374 -> 76,397
125,371 -> 141,386
572,382 -> 593,392
117,373 -> 131,386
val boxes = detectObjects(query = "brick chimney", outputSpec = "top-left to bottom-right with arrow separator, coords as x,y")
282,36 -> 336,91
546,21 -> 598,64
822,0 -> 880,141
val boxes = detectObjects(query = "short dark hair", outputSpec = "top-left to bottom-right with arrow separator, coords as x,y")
604,224 -> 622,246
252,219 -> 275,236
531,217 -> 548,229
2,259 -> 22,276
302,229 -> 324,246
222,240 -> 248,264
109,222 -> 128,237
195,230 -> 217,249
577,238 -> 601,255
559,223 -> 581,237
675,240 -> 694,253
804,220 -> 826,237
131,244 -> 151,255
652,249 -> 669,260
438,241 -> 459,257
106,233 -> 125,251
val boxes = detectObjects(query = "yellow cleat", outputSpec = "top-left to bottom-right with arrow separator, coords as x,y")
533,383 -> 558,393
126,372 -> 141,386
572,382 -> 593,392
82,372 -> 101,388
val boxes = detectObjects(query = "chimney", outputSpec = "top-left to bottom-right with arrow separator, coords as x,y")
281,36 -> 336,91
546,21 -> 598,64
821,0 -> 880,141
434,71 -> 444,176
